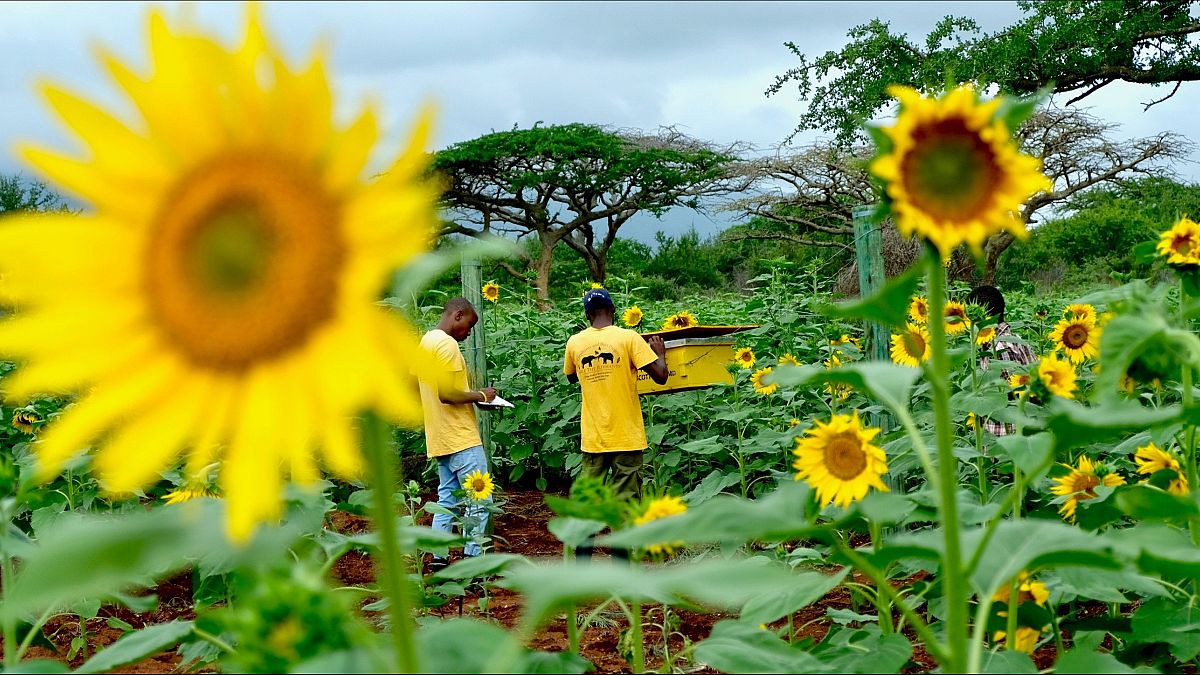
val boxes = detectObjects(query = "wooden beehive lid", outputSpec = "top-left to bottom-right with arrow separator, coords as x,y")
638,325 -> 760,341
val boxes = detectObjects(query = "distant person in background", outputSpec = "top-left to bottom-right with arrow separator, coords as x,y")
415,297 -> 499,572
967,285 -> 1035,436
564,288 -> 669,559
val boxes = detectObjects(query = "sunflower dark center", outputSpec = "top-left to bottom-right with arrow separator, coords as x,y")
823,432 -> 868,480
1063,325 -> 1089,349
902,331 -> 926,358
146,153 -> 344,371
901,117 -> 1001,221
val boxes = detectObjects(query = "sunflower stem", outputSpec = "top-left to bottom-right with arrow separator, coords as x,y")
2,551 -> 16,671
925,246 -> 968,672
361,412 -> 418,673
631,599 -> 646,674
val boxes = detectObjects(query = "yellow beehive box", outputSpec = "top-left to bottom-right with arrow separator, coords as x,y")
636,325 -> 759,395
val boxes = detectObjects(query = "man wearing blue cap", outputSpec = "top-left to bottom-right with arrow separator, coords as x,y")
564,288 -> 668,505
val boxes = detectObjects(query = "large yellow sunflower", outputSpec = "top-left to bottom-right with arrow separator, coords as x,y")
662,310 -> 698,331
868,84 -> 1052,255
908,296 -> 930,324
1049,317 -> 1100,364
0,6 -> 440,541
733,347 -> 756,369
751,367 -> 777,395
622,305 -> 643,328
1037,353 -> 1077,399
1158,217 -> 1200,266
1063,304 -> 1096,323
1135,443 -> 1189,495
465,470 -> 494,501
633,495 -> 688,555
481,282 -> 500,303
890,323 -> 930,366
793,412 -> 888,507
1050,456 -> 1125,522
944,301 -> 972,335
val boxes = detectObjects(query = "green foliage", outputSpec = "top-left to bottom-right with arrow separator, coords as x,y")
768,2 -> 1200,146
0,174 -> 67,214
997,178 -> 1200,292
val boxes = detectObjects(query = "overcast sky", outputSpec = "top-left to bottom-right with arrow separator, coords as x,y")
1,1 -> 1197,244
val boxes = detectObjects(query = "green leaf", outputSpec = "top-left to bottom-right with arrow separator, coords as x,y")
694,621 -> 827,673
739,568 -> 849,625
1053,649 -> 1151,674
1041,399 -> 1184,450
821,262 -> 923,328
604,481 -> 822,550
1131,597 -> 1200,661
1116,484 -> 1199,521
967,519 -> 1119,597
430,553 -> 533,583
502,557 -> 813,626
768,362 -> 920,420
812,624 -> 911,674
980,650 -> 1037,674
2,660 -> 69,673
1052,567 -> 1169,604
993,432 -> 1054,475
413,617 -> 590,674
547,517 -> 606,549
856,492 -> 916,526
76,621 -> 195,674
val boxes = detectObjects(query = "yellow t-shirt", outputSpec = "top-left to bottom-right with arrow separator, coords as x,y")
416,329 -> 482,458
563,325 -> 660,453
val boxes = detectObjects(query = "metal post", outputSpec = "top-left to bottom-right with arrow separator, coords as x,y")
460,255 -> 492,461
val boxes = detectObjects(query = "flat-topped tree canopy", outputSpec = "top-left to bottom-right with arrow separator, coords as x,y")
432,123 -> 747,303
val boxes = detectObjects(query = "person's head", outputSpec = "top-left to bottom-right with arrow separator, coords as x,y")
439,297 -> 478,342
582,288 -> 615,324
967,285 -> 1005,323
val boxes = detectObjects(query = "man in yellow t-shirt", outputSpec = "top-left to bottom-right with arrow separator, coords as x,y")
416,297 -> 498,567
564,288 -> 668,502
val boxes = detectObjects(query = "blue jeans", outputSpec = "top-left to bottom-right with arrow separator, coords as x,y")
432,445 -> 491,557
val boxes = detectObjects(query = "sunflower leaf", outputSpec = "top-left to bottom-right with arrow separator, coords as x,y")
695,620 -> 829,674
820,262 -> 923,328
768,361 -> 920,420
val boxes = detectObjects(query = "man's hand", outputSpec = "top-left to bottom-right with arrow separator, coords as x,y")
479,387 -> 498,403
648,335 -> 666,358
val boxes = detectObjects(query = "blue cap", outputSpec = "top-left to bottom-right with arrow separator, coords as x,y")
583,288 -> 614,313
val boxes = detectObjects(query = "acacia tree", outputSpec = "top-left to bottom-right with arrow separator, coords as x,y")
767,0 -> 1200,146
726,107 -> 1189,283
433,123 -> 745,301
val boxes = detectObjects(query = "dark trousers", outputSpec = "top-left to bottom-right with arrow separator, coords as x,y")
576,450 -> 643,562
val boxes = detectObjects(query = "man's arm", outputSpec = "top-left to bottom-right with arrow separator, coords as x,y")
640,336 -> 669,385
439,386 -> 497,405
566,373 -> 579,385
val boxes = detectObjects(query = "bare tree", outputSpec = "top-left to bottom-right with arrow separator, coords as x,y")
725,106 -> 1190,288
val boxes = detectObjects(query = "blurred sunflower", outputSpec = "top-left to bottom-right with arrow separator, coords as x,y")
1033,305 -> 1050,320
465,470 -> 494,500
11,409 -> 41,434
991,570 -> 1049,608
750,367 -> 777,395
1062,304 -> 1097,323
662,310 -> 698,331
481,282 -> 500,303
622,305 -> 643,328
733,347 -> 756,369
830,334 -> 861,349
1008,373 -> 1031,389
908,296 -> 930,324
633,495 -> 688,555
1037,353 -> 1077,399
789,418 -> 801,428
1050,455 -> 1125,522
778,353 -> 801,367
1157,217 -> 1200,266
823,352 -> 851,402
1135,443 -> 1188,495
890,323 -> 930,367
1049,317 -> 1100,364
975,325 -> 996,346
792,412 -> 888,507
944,301 -> 972,335
966,412 -> 977,429
867,84 -> 1051,255
993,626 -> 1042,655
0,6 -> 440,541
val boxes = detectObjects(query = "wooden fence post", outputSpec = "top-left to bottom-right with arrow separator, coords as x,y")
460,255 -> 492,462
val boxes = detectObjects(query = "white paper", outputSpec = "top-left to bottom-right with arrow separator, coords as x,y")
477,394 -> 515,409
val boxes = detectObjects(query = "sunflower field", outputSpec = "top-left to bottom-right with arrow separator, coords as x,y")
6,5 -> 1200,675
